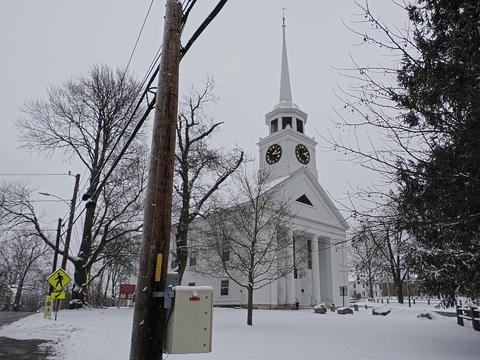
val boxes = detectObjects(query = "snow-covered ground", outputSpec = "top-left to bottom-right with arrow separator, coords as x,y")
0,303 -> 478,360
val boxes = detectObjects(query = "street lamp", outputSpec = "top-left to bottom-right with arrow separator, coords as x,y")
39,173 -> 80,271
38,192 -> 71,206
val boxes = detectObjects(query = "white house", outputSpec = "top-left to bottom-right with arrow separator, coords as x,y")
179,20 -> 349,308
348,275 -> 382,300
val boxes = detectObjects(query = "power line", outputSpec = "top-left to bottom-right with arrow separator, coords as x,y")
65,4 -> 164,226
125,0 -> 156,73
66,1 -> 227,232
67,41 -> 166,225
0,172 -> 71,176
84,1 -> 214,207
67,50 -> 163,229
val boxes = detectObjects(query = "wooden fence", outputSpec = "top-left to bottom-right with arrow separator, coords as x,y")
456,307 -> 480,331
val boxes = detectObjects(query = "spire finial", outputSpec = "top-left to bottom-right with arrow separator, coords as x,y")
282,6 -> 286,28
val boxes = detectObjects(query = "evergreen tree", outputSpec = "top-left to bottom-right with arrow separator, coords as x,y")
394,1 -> 480,305
333,1 -> 480,306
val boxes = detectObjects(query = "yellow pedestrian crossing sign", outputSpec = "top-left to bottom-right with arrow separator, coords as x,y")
47,269 -> 72,291
50,291 -> 66,300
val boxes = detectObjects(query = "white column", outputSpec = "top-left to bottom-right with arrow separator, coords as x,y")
277,233 -> 287,306
311,236 -> 321,304
286,232 -> 295,306
330,239 -> 338,305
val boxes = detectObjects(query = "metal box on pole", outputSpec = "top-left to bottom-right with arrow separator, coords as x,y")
164,286 -> 213,354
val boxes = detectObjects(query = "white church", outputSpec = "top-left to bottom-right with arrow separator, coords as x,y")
181,21 -> 349,308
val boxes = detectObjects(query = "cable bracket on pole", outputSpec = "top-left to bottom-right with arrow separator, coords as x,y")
152,286 -> 175,309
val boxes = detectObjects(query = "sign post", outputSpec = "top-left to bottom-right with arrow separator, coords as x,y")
47,269 -> 72,320
43,296 -> 53,319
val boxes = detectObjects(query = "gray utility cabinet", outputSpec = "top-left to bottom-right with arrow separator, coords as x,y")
164,286 -> 213,354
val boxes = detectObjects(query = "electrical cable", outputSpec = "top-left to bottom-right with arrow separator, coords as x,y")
71,0 -> 199,213
64,55 -> 162,232
65,1 -> 164,224
66,1 -> 223,231
0,172 -> 71,176
125,0 -> 156,74
85,0 -> 224,206
64,48 -> 164,229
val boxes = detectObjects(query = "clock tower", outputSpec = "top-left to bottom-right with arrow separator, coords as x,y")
258,16 -> 318,181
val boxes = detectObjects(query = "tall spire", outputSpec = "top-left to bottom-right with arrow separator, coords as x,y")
279,8 -> 293,104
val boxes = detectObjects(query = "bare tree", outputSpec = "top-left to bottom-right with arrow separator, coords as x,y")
352,205 -> 411,303
15,65 -> 146,302
173,78 -> 244,283
196,168 -> 297,326
0,149 -> 146,306
350,220 -> 385,298
90,233 -> 140,307
0,229 -> 49,311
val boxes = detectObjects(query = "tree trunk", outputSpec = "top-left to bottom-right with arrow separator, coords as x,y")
72,261 -> 88,304
397,283 -> 404,304
104,270 -> 111,306
111,274 -> 116,301
368,280 -> 374,298
12,276 -> 25,311
175,214 -> 189,284
73,198 -> 97,303
247,284 -> 253,326
393,272 -> 404,304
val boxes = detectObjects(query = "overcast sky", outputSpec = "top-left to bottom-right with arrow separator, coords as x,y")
0,1 -> 407,249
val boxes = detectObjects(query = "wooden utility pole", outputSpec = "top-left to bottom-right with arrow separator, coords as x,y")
129,1 -> 182,359
61,173 -> 80,270
50,218 -> 62,293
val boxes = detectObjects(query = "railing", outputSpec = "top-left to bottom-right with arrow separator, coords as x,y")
456,307 -> 480,331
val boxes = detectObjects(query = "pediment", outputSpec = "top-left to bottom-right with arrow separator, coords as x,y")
275,168 -> 348,230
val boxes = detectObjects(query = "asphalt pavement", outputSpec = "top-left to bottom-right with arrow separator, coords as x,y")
0,312 -> 53,359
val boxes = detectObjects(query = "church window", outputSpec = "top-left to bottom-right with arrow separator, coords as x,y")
188,282 -> 195,286
220,279 -> 229,296
189,252 -> 196,267
282,117 -> 292,129
222,249 -> 230,262
271,119 -> 278,133
296,119 -> 304,133
307,239 -> 312,269
296,194 -> 313,206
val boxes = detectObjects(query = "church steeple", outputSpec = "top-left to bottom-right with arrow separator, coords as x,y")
258,12 -> 318,181
279,13 -> 292,104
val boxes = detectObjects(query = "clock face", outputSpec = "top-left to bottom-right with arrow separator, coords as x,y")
266,144 -> 282,165
295,144 -> 310,164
